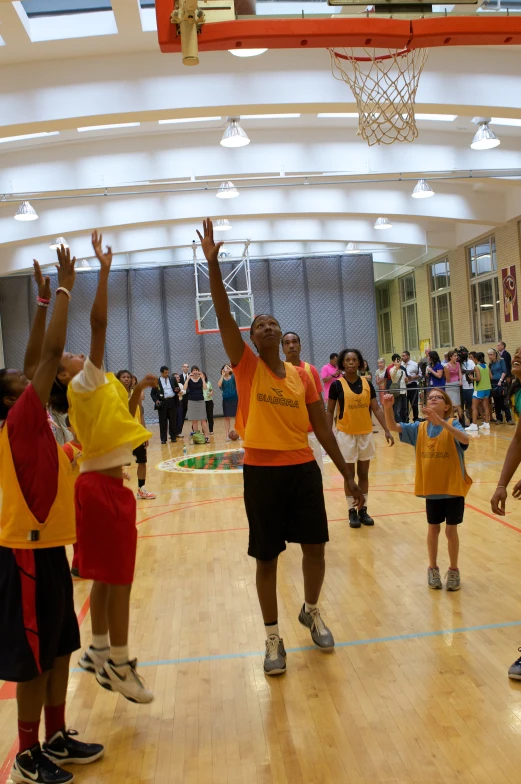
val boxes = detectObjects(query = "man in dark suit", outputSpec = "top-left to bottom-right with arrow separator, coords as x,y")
179,362 -> 190,422
151,366 -> 179,444
498,341 -> 512,376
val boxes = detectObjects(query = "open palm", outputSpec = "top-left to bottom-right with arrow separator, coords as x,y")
197,218 -> 222,264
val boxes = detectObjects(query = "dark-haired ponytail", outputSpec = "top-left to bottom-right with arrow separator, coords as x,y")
49,377 -> 69,414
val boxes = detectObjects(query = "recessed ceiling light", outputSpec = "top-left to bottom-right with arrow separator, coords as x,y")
229,48 -> 267,57
77,123 -> 140,132
411,179 -> 435,199
471,117 -> 500,150
374,217 -> 392,230
158,116 -> 222,124
317,113 -> 358,118
490,117 -> 521,127
49,236 -> 68,249
0,132 -> 59,143
216,182 -> 239,199
214,219 -> 232,231
14,201 -> 38,221
414,114 -> 457,122
220,118 -> 250,148
241,114 -> 301,119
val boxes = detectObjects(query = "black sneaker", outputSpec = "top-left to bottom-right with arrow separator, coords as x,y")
349,508 -> 361,528
358,507 -> 374,526
43,728 -> 104,766
11,743 -> 73,783
70,567 -> 80,578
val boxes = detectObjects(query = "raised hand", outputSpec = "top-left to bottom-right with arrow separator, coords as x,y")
92,230 -> 113,270
140,373 -> 158,389
382,393 -> 394,408
421,406 -> 445,427
33,260 -> 51,300
55,244 -> 76,292
196,218 -> 223,265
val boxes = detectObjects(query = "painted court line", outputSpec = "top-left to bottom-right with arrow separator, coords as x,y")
67,618 -> 521,670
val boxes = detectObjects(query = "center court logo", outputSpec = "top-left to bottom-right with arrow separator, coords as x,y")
256,387 -> 299,407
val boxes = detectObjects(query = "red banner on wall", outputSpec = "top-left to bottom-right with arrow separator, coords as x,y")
502,265 -> 518,322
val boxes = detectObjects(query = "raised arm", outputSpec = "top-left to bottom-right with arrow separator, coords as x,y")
383,393 -> 402,433
129,374 -> 157,418
89,230 -> 112,369
24,261 -> 52,380
32,247 -> 76,408
197,219 -> 245,366
370,397 -> 394,445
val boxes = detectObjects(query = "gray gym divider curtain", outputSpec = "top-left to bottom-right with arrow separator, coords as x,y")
0,254 -> 377,422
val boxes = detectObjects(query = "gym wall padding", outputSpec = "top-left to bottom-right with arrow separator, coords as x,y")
0,254 -> 377,422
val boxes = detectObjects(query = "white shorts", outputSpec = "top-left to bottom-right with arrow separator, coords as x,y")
336,431 -> 375,463
308,432 -> 324,476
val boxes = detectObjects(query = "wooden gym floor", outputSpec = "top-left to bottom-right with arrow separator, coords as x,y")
2,420 -> 521,783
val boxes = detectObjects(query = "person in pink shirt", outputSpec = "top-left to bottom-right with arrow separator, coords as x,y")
321,353 -> 341,402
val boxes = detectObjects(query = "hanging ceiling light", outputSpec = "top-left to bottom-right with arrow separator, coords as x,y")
78,259 -> 92,271
229,48 -> 267,58
471,117 -> 500,150
216,182 -> 239,199
374,217 -> 392,230
214,219 -> 232,231
220,118 -> 250,148
14,201 -> 38,221
411,179 -> 435,199
49,236 -> 69,249
345,242 -> 359,253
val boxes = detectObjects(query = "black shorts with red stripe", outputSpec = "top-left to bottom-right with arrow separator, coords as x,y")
0,546 -> 80,682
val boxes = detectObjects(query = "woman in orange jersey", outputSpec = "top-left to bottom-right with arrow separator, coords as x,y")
327,349 -> 394,529
198,219 -> 364,677
0,250 -> 103,784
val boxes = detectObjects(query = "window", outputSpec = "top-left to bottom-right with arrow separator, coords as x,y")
399,273 -> 419,351
430,258 -> 454,348
376,286 -> 393,354
468,236 -> 502,344
21,0 -> 111,16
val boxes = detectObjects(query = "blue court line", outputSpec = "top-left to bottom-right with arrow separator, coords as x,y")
70,619 -> 521,671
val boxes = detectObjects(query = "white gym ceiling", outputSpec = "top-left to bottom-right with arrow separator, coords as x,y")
1,0 -> 521,281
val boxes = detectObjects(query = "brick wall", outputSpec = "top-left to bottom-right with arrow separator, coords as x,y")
377,219 -> 521,364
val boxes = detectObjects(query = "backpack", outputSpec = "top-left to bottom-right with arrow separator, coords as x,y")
192,431 -> 206,445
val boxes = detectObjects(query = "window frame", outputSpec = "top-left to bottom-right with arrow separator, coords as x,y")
467,236 -> 501,344
399,272 -> 419,351
376,285 -> 393,355
429,258 -> 454,349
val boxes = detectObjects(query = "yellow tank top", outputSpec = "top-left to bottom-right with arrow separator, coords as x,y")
414,421 -> 472,498
0,424 -> 76,549
239,361 -> 311,451
68,373 -> 151,464
336,377 -> 373,435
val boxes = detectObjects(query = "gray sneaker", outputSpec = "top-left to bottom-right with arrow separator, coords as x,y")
445,568 -> 461,591
428,566 -> 442,590
263,635 -> 287,676
508,649 -> 521,680
298,605 -> 335,650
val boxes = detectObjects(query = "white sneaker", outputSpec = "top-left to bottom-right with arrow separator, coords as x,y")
136,487 -> 156,499
480,422 -> 490,430
79,645 -> 109,673
96,658 -> 154,704
465,423 -> 478,432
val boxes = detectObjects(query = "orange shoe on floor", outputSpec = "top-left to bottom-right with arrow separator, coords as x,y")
136,487 -> 156,500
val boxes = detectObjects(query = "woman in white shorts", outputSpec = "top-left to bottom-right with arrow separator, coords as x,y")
327,349 -> 394,529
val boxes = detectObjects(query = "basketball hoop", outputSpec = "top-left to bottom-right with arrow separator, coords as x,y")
328,46 -> 429,146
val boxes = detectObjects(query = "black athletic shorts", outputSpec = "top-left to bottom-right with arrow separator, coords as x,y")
133,443 -> 147,464
0,546 -> 80,682
243,460 -> 329,561
425,496 -> 465,526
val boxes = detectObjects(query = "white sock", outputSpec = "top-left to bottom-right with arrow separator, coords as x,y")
346,496 -> 356,509
110,645 -> 129,665
91,633 -> 109,650
305,602 -> 318,614
265,623 -> 279,639
363,493 -> 368,508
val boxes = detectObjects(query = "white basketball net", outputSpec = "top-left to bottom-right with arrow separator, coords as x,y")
328,47 -> 429,146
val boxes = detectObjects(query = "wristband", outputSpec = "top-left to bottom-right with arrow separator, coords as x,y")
496,485 -> 506,489
56,286 -> 71,300
36,296 -> 50,305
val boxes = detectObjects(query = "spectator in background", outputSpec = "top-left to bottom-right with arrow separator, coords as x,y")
180,363 -> 190,421
374,358 -> 387,406
151,365 -> 179,444
321,352 -> 341,404
174,373 -> 185,436
458,346 -> 475,426
389,353 -> 408,423
425,351 -> 445,387
184,365 -> 210,443
466,351 -> 491,432
401,350 -> 420,422
218,364 -> 239,441
131,374 -> 138,391
488,348 -> 513,424
203,372 -> 215,435
498,341 -> 512,377
442,352 -> 450,367
444,350 -> 463,422
359,360 -> 372,382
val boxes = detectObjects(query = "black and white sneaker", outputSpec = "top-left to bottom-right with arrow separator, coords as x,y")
11,743 -> 73,784
79,645 -> 109,674
96,658 -> 154,703
43,729 -> 104,766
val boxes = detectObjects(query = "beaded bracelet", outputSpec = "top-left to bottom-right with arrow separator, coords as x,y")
36,296 -> 50,305
36,301 -> 49,308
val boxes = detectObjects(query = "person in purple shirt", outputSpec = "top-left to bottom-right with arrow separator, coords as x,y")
425,350 -> 445,388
